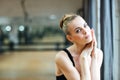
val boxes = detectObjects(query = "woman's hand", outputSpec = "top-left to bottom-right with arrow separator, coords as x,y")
78,29 -> 97,80
91,29 -> 97,58
80,29 -> 96,57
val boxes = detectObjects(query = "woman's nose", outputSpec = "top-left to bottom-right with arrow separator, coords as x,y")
82,28 -> 87,34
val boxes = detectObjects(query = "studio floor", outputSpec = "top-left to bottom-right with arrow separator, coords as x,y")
0,51 -> 57,80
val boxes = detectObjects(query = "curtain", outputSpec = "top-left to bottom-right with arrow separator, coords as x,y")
100,0 -> 113,80
83,0 -> 96,29
83,0 -> 91,28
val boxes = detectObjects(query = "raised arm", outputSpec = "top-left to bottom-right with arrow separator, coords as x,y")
55,51 -> 80,80
79,45 -> 92,80
79,29 -> 96,80
90,29 -> 103,80
90,48 -> 103,80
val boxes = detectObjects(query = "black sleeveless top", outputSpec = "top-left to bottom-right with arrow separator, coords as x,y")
56,49 -> 75,80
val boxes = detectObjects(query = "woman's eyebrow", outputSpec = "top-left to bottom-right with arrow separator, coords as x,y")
84,22 -> 87,26
82,23 -> 86,27
74,27 -> 80,31
74,22 -> 87,31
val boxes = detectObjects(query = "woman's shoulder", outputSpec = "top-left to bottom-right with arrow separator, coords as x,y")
55,49 -> 73,66
55,50 -> 67,63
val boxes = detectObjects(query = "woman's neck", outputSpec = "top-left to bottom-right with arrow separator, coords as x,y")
71,43 -> 86,55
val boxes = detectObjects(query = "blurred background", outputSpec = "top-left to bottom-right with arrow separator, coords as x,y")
0,0 -> 119,80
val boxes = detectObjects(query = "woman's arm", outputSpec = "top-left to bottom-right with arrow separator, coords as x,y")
79,29 -> 95,80
90,29 -> 103,80
90,48 -> 103,80
79,54 -> 91,80
55,51 -> 80,80
79,44 -> 93,80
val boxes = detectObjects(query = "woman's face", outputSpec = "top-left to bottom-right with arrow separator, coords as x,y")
67,16 -> 92,45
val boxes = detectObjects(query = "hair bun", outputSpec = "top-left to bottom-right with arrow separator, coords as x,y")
60,14 -> 76,29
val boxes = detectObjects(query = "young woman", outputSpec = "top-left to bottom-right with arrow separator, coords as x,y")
55,14 -> 103,80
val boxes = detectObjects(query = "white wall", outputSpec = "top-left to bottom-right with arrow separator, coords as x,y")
0,0 -> 83,17
0,0 -> 83,30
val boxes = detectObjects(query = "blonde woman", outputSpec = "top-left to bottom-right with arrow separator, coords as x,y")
55,14 -> 103,80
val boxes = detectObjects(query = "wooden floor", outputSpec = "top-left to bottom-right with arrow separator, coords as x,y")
0,51 -> 57,80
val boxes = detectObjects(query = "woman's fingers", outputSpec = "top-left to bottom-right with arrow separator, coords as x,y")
91,29 -> 98,57
91,29 -> 97,47
81,29 -> 97,56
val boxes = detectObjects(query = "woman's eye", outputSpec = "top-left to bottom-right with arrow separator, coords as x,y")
76,29 -> 81,33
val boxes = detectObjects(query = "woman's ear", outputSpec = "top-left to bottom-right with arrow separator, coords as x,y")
66,35 -> 73,43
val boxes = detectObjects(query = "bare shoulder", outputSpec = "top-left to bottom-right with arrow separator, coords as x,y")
55,50 -> 80,80
55,50 -> 67,64
55,49 -> 76,67
55,50 -> 75,73
55,50 -> 73,67
55,51 -> 68,75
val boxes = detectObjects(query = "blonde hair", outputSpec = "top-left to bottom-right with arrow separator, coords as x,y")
60,13 -> 79,35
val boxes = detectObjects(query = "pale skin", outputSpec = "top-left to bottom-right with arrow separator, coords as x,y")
55,16 -> 103,80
